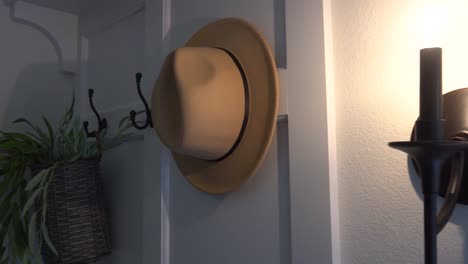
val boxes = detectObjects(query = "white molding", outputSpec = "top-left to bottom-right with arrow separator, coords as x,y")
160,147 -> 171,264
162,0 -> 171,40
286,0 -> 335,263
142,0 -> 170,263
323,0 -> 341,262
274,0 -> 287,69
142,1 -> 335,264
278,69 -> 289,116
160,1 -> 172,263
7,0 -> 78,74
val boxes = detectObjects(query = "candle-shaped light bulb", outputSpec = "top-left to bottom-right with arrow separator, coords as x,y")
416,3 -> 447,141
416,4 -> 448,49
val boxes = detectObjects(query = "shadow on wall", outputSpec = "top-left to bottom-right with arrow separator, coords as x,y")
1,62 -> 74,131
408,157 -> 468,262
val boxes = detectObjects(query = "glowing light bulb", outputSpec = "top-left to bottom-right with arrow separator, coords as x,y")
416,4 -> 448,49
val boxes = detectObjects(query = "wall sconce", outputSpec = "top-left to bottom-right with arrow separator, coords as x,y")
388,6 -> 468,264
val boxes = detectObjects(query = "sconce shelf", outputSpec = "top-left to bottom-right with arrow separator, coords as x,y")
389,140 -> 466,233
390,141 -> 468,154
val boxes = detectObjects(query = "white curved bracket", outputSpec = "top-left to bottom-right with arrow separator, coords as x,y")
6,0 -> 78,74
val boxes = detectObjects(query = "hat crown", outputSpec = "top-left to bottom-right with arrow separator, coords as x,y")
153,47 -> 246,160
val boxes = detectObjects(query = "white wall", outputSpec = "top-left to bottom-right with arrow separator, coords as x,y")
0,1 -> 75,129
331,0 -> 468,263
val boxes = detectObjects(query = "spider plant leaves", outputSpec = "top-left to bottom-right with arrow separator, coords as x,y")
0,94 -> 141,263
21,189 -> 42,219
42,117 -> 54,148
12,118 -> 34,128
41,224 -> 57,256
64,96 -> 75,125
12,118 -> 51,148
21,249 -> 30,264
30,221 -> 44,264
12,214 -> 27,257
25,170 -> 47,191
27,212 -> 37,254
0,132 -> 37,144
74,121 -> 87,158
38,170 -> 57,257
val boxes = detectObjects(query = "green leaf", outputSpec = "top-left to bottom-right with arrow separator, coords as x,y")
59,96 -> 75,129
42,117 -> 54,143
0,132 -> 37,144
27,211 -> 37,252
32,245 -> 43,264
25,132 -> 44,146
12,118 -> 34,127
66,96 -> 75,123
118,115 -> 131,128
34,129 -> 52,149
0,179 -> 10,195
21,189 -> 42,218
12,215 -> 27,257
25,170 -> 46,191
13,118 -> 51,148
41,224 -> 57,255
21,249 -> 30,264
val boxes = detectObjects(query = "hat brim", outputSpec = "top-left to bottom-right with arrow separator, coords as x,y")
170,18 -> 279,194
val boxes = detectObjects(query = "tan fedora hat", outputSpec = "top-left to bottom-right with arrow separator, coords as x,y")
152,18 -> 279,194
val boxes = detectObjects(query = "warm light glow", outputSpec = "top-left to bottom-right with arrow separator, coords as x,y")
416,4 -> 448,49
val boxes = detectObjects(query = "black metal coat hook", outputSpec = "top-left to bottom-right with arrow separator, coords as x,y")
129,72 -> 153,130
83,89 -> 107,137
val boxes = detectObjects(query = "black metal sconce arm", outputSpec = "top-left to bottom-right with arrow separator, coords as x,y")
83,89 -> 107,138
388,89 -> 468,264
129,72 -> 153,130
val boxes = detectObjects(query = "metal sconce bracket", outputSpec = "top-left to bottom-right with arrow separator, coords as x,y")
410,88 -> 468,206
83,89 -> 107,138
389,88 -> 468,264
129,72 -> 153,130
392,89 -> 468,232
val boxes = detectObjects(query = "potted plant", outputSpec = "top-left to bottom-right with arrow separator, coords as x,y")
0,97 -> 139,264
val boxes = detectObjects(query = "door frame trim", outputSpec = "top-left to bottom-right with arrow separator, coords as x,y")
143,0 -> 341,263
286,0 -> 340,263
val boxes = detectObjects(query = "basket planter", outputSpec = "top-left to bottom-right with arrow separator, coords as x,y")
33,159 -> 111,264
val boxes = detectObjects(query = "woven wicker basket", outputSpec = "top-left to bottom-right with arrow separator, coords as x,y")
34,159 -> 111,264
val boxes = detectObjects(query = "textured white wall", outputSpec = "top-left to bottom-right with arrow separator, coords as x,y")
0,2 -> 75,129
331,0 -> 468,263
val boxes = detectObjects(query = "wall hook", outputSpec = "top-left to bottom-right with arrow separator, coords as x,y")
83,89 -> 107,137
129,72 -> 153,130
